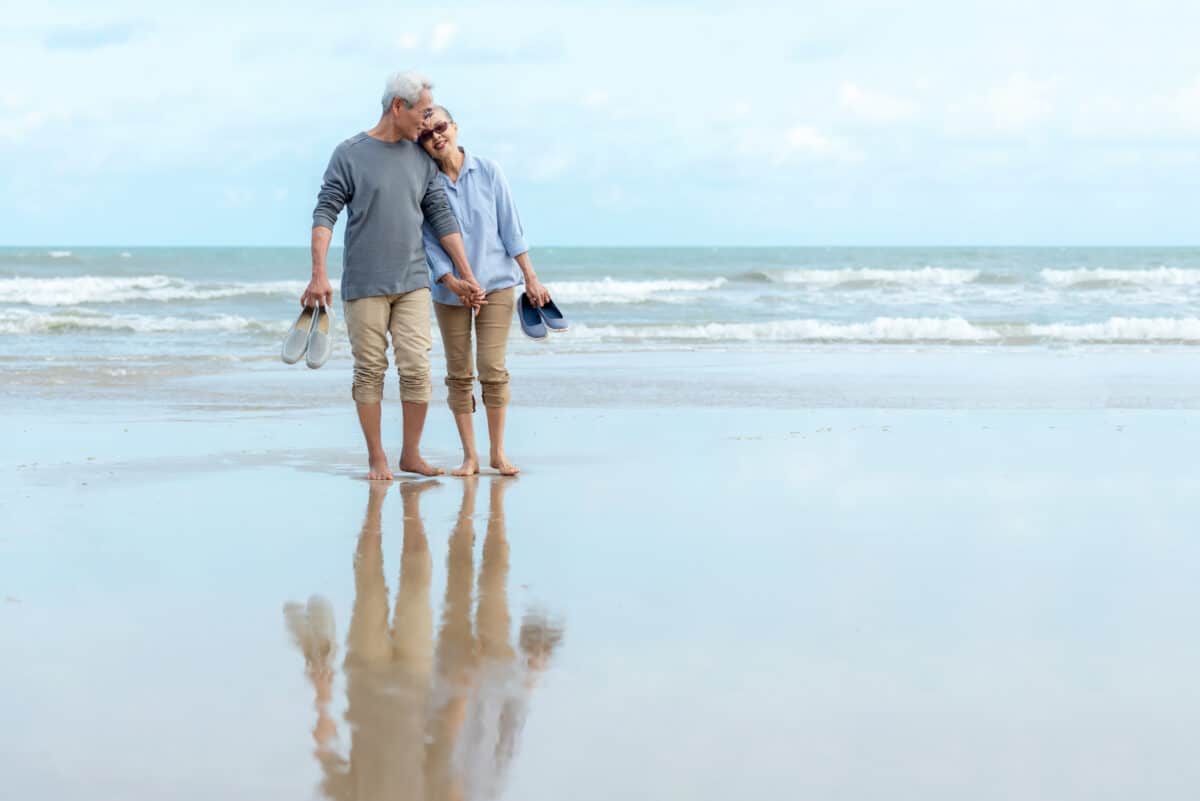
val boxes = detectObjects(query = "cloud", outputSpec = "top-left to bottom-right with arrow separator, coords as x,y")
582,90 -> 609,109
223,187 -> 254,208
1165,76 -> 1200,129
782,125 -> 863,163
839,82 -> 917,123
527,148 -> 575,182
42,21 -> 149,51
430,22 -> 457,53
430,33 -> 566,65
789,39 -> 849,63
336,27 -> 563,66
0,95 -> 70,143
984,73 -> 1054,130
0,109 -> 54,143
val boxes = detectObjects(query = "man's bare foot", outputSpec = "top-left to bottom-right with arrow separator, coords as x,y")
398,454 -> 445,476
490,450 -> 520,476
451,456 -> 480,477
367,452 -> 394,481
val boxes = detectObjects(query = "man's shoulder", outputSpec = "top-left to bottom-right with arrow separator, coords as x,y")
334,132 -> 372,153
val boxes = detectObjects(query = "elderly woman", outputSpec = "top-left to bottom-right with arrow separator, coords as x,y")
420,106 -> 551,477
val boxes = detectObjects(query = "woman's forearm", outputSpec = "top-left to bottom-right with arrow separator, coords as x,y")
515,252 -> 536,281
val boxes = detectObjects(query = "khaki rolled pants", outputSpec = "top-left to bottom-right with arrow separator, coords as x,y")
433,287 -> 515,414
343,288 -> 432,404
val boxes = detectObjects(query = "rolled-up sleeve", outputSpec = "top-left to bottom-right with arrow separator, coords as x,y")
312,146 -> 350,230
420,170 -> 460,239
422,221 -> 454,283
491,163 -> 529,257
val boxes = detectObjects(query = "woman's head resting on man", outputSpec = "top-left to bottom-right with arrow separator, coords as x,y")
419,105 -> 459,158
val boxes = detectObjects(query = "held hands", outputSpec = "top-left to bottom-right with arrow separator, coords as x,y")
524,274 -> 551,308
445,275 -> 487,310
301,275 -> 333,308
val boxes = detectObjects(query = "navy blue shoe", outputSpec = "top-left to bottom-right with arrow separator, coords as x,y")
537,297 -> 568,332
518,292 -> 548,340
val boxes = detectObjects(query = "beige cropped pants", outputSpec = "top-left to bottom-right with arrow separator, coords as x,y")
432,287 -> 516,414
343,288 -> 433,404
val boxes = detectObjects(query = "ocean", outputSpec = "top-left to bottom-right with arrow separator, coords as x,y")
2,246 -> 1198,398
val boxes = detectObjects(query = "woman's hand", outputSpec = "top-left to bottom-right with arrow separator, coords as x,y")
524,274 -> 551,308
445,275 -> 487,309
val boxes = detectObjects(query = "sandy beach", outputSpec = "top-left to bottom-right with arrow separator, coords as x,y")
4,370 -> 1200,798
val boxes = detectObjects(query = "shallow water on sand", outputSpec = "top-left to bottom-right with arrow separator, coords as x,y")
3,405 -> 1200,799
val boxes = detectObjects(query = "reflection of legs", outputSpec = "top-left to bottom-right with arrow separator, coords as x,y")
426,477 -> 480,800
390,480 -> 439,801
434,301 -> 480,477
477,478 -> 515,663
343,482 -> 404,798
346,482 -> 392,669
392,481 -> 437,680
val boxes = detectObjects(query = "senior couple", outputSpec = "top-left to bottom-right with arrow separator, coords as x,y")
302,71 -> 550,480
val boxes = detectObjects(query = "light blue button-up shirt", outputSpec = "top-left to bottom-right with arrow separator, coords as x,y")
422,149 -> 530,306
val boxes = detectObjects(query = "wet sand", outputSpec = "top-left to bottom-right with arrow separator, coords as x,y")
3,401 -> 1200,799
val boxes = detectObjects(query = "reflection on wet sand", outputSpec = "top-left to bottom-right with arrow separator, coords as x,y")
285,478 -> 564,801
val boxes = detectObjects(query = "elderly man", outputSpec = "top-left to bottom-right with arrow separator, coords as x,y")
303,71 -> 484,480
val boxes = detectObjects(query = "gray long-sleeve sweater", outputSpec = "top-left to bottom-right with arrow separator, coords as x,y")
312,133 -> 460,301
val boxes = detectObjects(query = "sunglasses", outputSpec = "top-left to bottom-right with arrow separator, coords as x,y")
419,121 -> 451,143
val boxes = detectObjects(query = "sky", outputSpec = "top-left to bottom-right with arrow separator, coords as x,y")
2,0 -> 1199,246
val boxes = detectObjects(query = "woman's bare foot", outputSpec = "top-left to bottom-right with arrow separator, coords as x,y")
451,455 -> 480,477
398,453 -> 445,476
367,451 -> 394,481
490,450 -> 520,476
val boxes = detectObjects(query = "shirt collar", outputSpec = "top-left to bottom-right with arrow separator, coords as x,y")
441,147 -> 477,188
459,147 -> 478,176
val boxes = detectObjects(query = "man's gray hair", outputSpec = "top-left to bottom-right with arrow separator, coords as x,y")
381,70 -> 433,112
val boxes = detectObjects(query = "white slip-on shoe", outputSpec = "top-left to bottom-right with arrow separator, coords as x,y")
305,304 -> 334,369
282,305 -> 318,364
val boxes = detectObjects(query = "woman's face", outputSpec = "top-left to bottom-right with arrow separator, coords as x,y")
420,109 -> 458,158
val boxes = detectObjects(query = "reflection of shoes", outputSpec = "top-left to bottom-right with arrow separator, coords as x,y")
305,305 -> 334,369
518,292 -> 548,340
283,595 -> 337,669
281,306 -> 317,364
537,297 -> 568,332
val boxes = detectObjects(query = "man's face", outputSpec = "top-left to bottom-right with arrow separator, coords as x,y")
394,89 -> 434,141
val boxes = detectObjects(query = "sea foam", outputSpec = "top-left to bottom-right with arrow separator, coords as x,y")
1,275 -> 325,306
546,277 -> 727,304
1040,267 -> 1200,287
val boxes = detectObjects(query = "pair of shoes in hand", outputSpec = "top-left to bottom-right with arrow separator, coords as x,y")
281,304 -> 334,368
518,294 -> 567,340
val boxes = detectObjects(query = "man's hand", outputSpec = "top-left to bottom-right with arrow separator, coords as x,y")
524,274 -> 551,308
445,275 -> 487,310
301,275 -> 333,308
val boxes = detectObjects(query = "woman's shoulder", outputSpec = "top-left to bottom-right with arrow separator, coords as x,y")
468,153 -> 508,180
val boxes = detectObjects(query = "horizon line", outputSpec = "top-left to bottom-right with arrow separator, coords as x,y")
4,243 -> 1200,250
